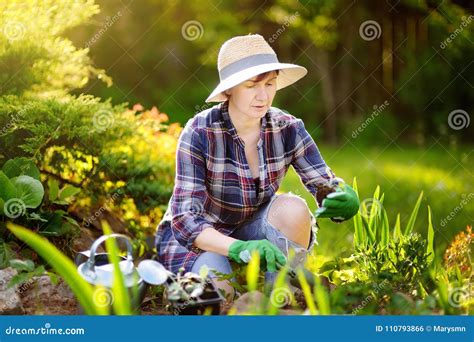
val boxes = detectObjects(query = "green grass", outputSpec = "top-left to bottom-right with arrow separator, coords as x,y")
279,143 -> 473,259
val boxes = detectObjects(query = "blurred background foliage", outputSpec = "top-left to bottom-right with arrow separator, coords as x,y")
0,0 -> 472,266
0,0 -> 179,260
65,0 -> 473,144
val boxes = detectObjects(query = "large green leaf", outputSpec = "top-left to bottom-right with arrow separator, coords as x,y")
7,222 -> 107,315
0,171 -> 17,201
2,158 -> 40,180
59,185 -> 81,201
48,178 -> 59,201
11,175 -> 44,209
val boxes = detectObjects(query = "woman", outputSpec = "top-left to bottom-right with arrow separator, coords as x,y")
155,34 -> 359,299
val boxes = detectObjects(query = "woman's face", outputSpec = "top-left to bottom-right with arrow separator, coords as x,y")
225,71 -> 278,119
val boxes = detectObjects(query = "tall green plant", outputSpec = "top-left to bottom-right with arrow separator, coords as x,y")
345,183 -> 436,295
352,180 -> 432,257
7,222 -> 107,315
7,222 -> 134,315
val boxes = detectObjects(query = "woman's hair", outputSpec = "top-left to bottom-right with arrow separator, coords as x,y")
224,69 -> 280,97
252,69 -> 280,82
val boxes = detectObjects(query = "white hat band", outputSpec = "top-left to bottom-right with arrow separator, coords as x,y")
219,53 -> 279,80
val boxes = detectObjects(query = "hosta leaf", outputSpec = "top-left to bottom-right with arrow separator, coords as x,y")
2,158 -> 40,180
0,171 -> 17,201
11,175 -> 44,209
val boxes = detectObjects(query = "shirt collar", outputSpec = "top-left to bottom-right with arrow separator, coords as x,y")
219,100 -> 268,148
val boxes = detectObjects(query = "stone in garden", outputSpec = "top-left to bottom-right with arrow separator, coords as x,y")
230,291 -> 300,315
231,291 -> 266,314
21,275 -> 79,315
0,267 -> 25,315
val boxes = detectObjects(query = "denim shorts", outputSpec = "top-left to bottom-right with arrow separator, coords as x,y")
191,192 -> 318,284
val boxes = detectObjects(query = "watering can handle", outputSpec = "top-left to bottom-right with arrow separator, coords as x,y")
84,234 -> 134,274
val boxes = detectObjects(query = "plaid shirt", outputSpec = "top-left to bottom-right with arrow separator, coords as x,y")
155,100 -> 335,273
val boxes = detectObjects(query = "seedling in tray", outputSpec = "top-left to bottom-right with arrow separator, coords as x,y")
164,267 -> 224,315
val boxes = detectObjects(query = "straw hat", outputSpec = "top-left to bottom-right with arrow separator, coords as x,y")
205,34 -> 307,103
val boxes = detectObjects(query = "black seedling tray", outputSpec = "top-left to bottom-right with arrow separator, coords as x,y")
164,277 -> 224,315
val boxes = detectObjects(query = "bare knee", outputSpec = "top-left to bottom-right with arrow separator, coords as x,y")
266,193 -> 312,248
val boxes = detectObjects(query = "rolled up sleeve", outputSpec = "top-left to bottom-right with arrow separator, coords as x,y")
290,119 -> 336,206
170,123 -> 213,250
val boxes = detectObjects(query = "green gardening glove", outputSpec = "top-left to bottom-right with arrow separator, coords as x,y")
315,184 -> 360,221
228,240 -> 287,273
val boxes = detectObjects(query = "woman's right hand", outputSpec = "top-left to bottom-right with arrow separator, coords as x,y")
228,240 -> 287,272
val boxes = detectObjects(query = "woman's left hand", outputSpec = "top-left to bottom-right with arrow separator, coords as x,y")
315,184 -> 360,221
